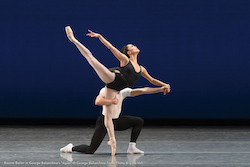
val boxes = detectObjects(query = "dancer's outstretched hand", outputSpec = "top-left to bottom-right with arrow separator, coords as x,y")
162,84 -> 171,95
86,30 -> 100,38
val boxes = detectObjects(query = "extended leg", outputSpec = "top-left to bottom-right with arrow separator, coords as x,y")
65,26 -> 115,84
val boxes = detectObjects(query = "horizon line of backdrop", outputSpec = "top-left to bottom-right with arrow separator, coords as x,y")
0,0 -> 249,119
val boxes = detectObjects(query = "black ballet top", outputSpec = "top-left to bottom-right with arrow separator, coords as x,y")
106,61 -> 141,91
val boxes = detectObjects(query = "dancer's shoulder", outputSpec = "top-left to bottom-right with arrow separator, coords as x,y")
99,87 -> 105,94
120,88 -> 132,97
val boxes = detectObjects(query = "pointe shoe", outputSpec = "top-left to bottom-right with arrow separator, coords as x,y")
65,26 -> 77,43
107,138 -> 116,155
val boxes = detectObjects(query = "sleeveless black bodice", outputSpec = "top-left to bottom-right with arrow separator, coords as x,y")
106,61 -> 141,91
120,60 -> 141,87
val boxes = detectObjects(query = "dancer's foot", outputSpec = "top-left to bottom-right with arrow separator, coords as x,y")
60,143 -> 73,153
65,26 -> 78,43
127,142 -> 144,154
107,138 -> 116,155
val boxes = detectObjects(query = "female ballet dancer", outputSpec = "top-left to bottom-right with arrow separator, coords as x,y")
65,26 -> 170,155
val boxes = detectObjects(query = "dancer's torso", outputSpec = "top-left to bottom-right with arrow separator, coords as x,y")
100,88 -> 132,119
106,60 -> 141,91
120,60 -> 141,87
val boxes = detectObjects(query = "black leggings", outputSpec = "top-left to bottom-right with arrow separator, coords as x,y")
72,115 -> 144,154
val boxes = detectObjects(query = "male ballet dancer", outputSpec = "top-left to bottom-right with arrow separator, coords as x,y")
60,85 -> 170,154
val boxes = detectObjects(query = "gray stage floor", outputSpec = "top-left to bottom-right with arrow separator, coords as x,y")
0,125 -> 250,167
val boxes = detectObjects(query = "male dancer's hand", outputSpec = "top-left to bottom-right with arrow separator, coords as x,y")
112,96 -> 119,105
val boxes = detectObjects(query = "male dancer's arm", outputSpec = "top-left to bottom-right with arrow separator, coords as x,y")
95,93 -> 118,106
95,85 -> 170,106
130,85 -> 170,97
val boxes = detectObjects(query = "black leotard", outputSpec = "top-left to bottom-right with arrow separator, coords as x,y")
106,61 -> 141,91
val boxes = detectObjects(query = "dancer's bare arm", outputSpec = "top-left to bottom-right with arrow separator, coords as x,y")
87,30 -> 129,66
141,66 -> 170,95
130,86 -> 170,97
95,93 -> 118,106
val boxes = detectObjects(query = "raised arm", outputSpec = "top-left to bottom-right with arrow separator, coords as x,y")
87,30 -> 129,66
141,66 -> 170,87
95,93 -> 118,106
130,85 -> 170,97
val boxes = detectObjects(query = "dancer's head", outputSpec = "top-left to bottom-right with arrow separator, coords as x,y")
121,44 -> 140,58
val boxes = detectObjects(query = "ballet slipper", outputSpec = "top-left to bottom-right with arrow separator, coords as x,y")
107,138 -> 116,155
65,26 -> 77,43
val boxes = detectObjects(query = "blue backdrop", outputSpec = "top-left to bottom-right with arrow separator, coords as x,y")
0,0 -> 249,119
